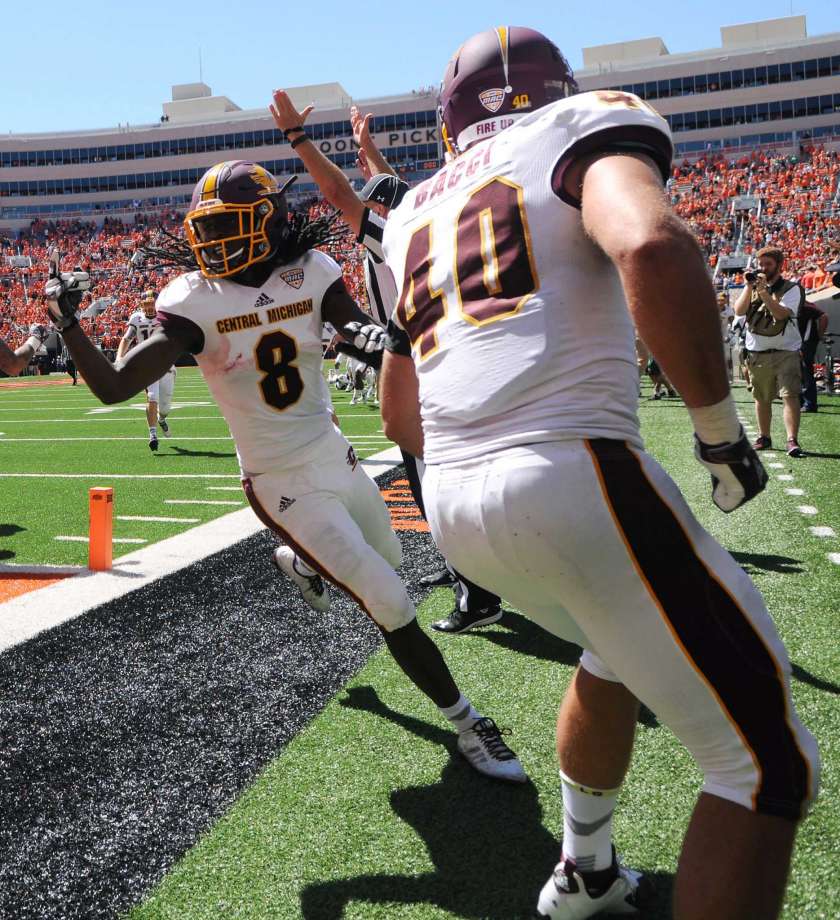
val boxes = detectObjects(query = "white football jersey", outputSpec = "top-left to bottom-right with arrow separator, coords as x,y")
156,249 -> 342,475
384,91 -> 672,465
124,311 -> 159,348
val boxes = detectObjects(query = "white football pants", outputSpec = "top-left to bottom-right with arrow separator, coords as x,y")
243,430 -> 413,631
422,438 -> 819,820
146,367 -> 175,416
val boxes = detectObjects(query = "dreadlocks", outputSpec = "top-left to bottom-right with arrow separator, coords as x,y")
139,204 -> 345,276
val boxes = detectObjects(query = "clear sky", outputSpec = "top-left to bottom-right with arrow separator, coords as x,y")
2,0 -> 836,133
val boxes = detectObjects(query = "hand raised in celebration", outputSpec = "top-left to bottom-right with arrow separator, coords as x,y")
351,105 -> 374,150
269,89 -> 313,134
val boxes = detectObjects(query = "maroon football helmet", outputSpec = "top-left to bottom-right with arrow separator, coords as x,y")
439,26 -> 578,156
184,161 -> 295,278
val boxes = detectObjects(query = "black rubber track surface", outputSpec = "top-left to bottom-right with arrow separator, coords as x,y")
0,467 -> 439,920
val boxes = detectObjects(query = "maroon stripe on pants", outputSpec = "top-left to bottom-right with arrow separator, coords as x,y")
587,439 -> 810,820
241,478 -> 379,626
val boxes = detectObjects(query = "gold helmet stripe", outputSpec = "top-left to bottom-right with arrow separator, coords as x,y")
200,162 -> 227,202
495,26 -> 510,86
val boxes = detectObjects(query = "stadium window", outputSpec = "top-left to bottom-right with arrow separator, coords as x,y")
730,69 -> 743,89
669,78 -> 683,97
717,71 -> 730,91
743,69 -> 755,88
778,63 -> 792,82
707,73 -> 720,92
657,80 -> 670,99
794,98 -> 807,117
754,67 -> 767,86
694,74 -> 707,94
696,110 -> 709,130
645,81 -> 658,100
404,112 -> 416,129
781,99 -> 793,118
818,57 -> 831,77
833,56 -> 840,76
186,138 -> 196,153
385,114 -> 396,131
683,111 -> 697,131
759,132 -> 775,144
767,65 -> 779,85
792,60 -> 805,80
373,116 -> 385,133
744,104 -> 758,123
820,95 -> 834,114
721,107 -> 734,126
708,109 -> 722,128
804,59 -> 817,80
632,83 -> 645,97
733,105 -> 745,125
806,96 -> 820,116
769,101 -> 781,121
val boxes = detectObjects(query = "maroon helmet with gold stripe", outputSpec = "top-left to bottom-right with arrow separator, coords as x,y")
184,160 -> 295,278
439,26 -> 578,156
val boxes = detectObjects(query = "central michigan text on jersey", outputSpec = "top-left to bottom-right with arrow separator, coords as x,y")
384,91 -> 672,465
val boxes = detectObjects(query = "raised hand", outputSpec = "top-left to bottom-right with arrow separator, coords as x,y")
269,89 -> 313,134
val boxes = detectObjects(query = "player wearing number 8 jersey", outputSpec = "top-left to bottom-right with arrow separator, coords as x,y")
380,26 -> 818,920
48,159 -> 527,788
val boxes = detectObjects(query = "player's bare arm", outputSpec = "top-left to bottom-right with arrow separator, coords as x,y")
269,89 -> 366,236
380,349 -> 423,458
570,151 -> 729,410
115,327 -> 135,362
0,325 -> 48,376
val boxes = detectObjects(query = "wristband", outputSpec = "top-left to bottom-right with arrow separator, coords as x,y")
688,393 -> 741,445
283,126 -> 304,139
290,133 -> 309,149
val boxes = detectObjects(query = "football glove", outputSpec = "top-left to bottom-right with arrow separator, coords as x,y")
344,321 -> 386,355
335,340 -> 382,370
45,247 -> 90,330
694,429 -> 768,513
27,323 -> 49,344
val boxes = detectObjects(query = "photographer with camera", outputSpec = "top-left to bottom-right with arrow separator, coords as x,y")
733,247 -> 805,458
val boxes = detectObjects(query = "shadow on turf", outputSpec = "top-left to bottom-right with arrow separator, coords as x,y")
159,446 -> 238,459
801,450 -> 840,460
791,662 -> 840,695
307,686 -> 672,918
730,551 -> 804,574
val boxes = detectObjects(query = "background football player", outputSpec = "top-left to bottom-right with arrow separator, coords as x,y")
47,159 -> 526,786
116,289 -> 176,451
0,324 -> 49,378
377,26 -> 818,920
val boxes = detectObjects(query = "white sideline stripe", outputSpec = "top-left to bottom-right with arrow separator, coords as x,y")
0,444 -> 402,652
828,553 -> 840,566
116,515 -> 201,523
809,526 -> 836,538
785,488 -> 806,496
0,563 -> 85,575
207,486 -> 243,491
0,473 -> 240,479
777,474 -> 794,481
796,506 -> 818,516
164,499 -> 243,506
768,463 -> 785,469
55,536 -> 147,544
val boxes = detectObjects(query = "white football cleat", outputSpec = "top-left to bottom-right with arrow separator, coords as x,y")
457,717 -> 527,784
273,546 -> 330,612
536,850 -> 652,919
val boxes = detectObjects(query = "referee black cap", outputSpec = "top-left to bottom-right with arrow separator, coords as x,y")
359,175 -> 410,210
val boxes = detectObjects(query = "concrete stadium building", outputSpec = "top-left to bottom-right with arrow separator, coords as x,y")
1,15 -> 838,230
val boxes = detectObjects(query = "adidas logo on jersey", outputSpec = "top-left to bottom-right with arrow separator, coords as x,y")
254,293 -> 274,308
277,495 -> 296,513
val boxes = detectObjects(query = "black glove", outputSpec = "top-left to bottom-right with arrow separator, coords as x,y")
694,429 -> 768,513
336,321 -> 386,369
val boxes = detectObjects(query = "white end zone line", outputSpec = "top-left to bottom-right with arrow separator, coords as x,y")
0,446 -> 403,653
55,536 -> 147,544
117,515 -> 201,524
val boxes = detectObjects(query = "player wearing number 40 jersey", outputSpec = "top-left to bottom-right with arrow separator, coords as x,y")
379,25 -> 818,920
46,158 -> 527,788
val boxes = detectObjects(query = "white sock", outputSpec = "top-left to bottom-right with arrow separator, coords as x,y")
439,693 -> 480,732
149,426 -> 157,438
561,770 -> 619,872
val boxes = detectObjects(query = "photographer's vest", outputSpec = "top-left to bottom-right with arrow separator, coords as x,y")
746,278 -> 804,338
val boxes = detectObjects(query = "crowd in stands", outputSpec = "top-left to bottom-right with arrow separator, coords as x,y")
0,202 -> 369,357
669,145 -> 838,286
1,145 -> 837,364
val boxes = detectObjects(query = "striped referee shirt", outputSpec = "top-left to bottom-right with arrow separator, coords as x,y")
358,208 -> 397,323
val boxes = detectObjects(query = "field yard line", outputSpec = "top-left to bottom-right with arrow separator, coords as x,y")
0,563 -> 85,575
828,553 -> 840,565
164,499 -> 243,506
116,515 -> 201,523
809,526 -> 836,538
0,473 -> 240,479
55,536 -> 147,544
785,488 -> 805,496
0,436 -> 234,442
206,486 -> 244,491
0,417 -> 226,424
796,506 -> 818,515
0,445 -> 402,652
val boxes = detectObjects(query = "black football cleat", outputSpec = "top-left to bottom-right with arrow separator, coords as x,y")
432,606 -> 503,633
149,436 -> 159,452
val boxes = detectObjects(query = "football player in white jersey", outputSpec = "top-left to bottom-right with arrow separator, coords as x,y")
376,27 -> 818,920
0,324 -> 49,377
46,160 -> 526,786
116,290 -> 176,451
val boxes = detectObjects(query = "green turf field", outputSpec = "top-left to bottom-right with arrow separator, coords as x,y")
0,367 -> 389,567
3,372 -> 838,918
124,384 -> 837,920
